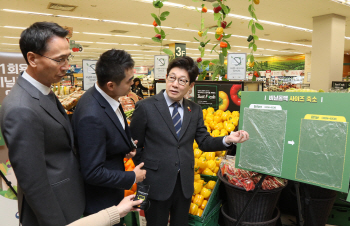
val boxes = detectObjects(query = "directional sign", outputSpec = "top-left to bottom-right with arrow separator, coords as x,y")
227,53 -> 247,80
154,55 -> 169,79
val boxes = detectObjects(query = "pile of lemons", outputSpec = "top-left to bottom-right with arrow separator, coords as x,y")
203,107 -> 240,137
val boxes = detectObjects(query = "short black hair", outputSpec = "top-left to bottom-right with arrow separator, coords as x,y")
167,56 -> 198,84
133,78 -> 141,84
96,49 -> 135,87
20,22 -> 68,65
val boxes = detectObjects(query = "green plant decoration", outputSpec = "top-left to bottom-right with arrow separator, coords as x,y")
210,0 -> 232,81
247,0 -> 264,81
151,0 -> 174,57
192,0 -> 211,81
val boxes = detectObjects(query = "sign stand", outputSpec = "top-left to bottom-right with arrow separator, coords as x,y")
0,171 -> 16,197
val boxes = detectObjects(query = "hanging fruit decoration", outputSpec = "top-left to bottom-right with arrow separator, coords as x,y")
151,0 -> 173,56
209,0 -> 233,81
193,0 -> 211,81
247,0 -> 264,81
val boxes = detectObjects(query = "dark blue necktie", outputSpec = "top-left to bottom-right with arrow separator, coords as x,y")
172,102 -> 182,138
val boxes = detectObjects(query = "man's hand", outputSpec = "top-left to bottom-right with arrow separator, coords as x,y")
125,140 -> 138,158
225,130 -> 249,144
133,162 -> 146,183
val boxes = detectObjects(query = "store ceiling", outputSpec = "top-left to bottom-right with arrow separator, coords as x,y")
0,0 -> 350,67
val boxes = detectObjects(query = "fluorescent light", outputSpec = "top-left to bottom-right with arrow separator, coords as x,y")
3,36 -> 19,39
96,42 -> 119,45
260,38 -> 272,42
345,36 -> 350,40
4,26 -> 26,29
1,43 -> 18,45
272,40 -> 290,44
102,20 -> 138,25
3,9 -> 53,16
114,35 -> 142,39
57,15 -> 99,21
164,2 -> 185,7
169,39 -> 190,43
83,32 -> 112,36
75,41 -> 94,43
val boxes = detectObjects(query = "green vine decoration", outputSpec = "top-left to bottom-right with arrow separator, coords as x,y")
192,0 -> 211,81
247,0 -> 264,81
209,0 -> 232,81
151,0 -> 173,56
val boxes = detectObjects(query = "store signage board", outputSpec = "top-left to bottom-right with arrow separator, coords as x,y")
194,85 -> 218,109
154,55 -> 168,79
227,53 -> 247,80
82,60 -> 97,90
236,92 -> 350,193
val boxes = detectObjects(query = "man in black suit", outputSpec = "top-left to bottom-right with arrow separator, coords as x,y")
72,49 -> 146,225
130,56 -> 249,226
0,22 -> 85,226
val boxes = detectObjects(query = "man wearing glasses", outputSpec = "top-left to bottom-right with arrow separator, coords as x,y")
130,56 -> 250,226
0,22 -> 85,226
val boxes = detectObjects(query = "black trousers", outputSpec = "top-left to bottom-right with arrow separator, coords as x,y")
145,173 -> 191,226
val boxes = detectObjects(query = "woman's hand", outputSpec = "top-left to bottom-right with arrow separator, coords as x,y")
116,195 -> 143,218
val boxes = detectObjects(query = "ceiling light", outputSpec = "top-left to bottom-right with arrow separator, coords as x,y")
3,9 -> 53,16
331,0 -> 350,6
4,26 -> 26,29
169,39 -> 190,43
3,36 -> 20,39
1,43 -> 18,45
102,20 -> 138,25
83,32 -> 112,36
75,41 -> 94,43
272,41 -> 290,44
96,42 -> 119,45
56,15 -> 99,21
114,35 -> 142,39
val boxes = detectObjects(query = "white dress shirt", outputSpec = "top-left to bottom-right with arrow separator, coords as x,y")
95,83 -> 125,130
22,71 -> 51,95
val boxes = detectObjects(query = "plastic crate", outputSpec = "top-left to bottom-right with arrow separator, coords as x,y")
327,206 -> 350,226
189,175 -> 221,221
189,201 -> 221,226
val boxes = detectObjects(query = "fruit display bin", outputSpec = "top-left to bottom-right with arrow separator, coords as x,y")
189,201 -> 222,226
189,175 -> 221,221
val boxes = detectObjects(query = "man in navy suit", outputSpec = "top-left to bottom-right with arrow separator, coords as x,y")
131,56 -> 249,226
72,49 -> 146,225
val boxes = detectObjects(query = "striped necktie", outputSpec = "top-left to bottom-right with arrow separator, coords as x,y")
172,102 -> 182,138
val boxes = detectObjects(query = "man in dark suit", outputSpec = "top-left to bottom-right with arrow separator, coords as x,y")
72,49 -> 146,224
0,22 -> 85,226
130,56 -> 249,226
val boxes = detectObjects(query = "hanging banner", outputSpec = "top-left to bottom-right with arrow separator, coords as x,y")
82,59 -> 97,90
154,55 -> 169,79
0,51 -> 24,226
227,53 -> 247,80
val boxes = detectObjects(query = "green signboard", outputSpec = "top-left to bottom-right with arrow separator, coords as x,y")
236,92 -> 350,193
194,85 -> 218,109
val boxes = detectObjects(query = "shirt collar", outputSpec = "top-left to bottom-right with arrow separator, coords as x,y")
163,90 -> 183,108
95,83 -> 120,112
22,71 -> 51,95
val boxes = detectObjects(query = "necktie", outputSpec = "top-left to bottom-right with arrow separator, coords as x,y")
172,102 -> 182,138
116,104 -> 125,130
47,90 -> 56,104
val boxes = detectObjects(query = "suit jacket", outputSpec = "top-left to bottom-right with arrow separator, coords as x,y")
0,75 -> 85,226
72,86 -> 135,215
130,90 -> 229,201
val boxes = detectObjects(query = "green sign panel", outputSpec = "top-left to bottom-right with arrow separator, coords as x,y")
174,43 -> 186,58
236,92 -> 350,192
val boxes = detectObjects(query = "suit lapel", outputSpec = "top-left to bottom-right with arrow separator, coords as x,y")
154,92 -> 178,140
39,95 -> 73,144
17,76 -> 73,145
178,98 -> 192,140
92,86 -> 131,147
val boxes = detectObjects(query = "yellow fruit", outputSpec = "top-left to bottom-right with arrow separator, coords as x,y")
216,27 -> 224,35
253,0 -> 260,4
193,141 -> 198,150
221,112 -> 230,121
214,122 -> 224,131
198,31 -> 203,37
210,121 -> 217,130
212,129 -> 220,137
206,114 -> 214,122
202,109 -> 207,115
232,111 -> 240,118
214,110 -> 224,117
230,118 -> 239,127
207,107 -> 214,113
213,115 -> 222,123
220,129 -> 228,136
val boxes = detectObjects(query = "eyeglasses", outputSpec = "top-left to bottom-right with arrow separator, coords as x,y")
35,53 -> 74,66
167,75 -> 189,86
